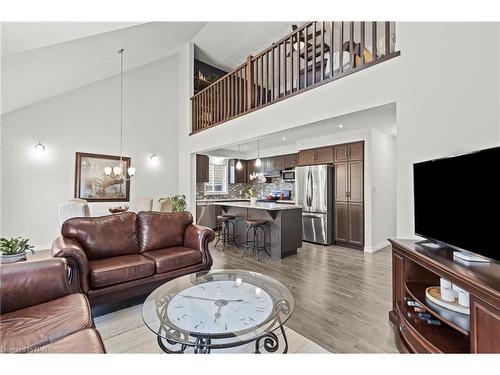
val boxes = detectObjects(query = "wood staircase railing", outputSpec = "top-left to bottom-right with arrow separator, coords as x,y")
191,21 -> 399,134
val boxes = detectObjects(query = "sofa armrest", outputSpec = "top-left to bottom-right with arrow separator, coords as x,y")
52,236 -> 90,294
0,258 -> 72,315
184,224 -> 214,267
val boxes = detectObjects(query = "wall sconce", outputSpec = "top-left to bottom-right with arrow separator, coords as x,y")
34,142 -> 46,153
150,154 -> 160,165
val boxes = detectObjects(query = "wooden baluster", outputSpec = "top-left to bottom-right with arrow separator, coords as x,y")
372,22 -> 377,60
236,70 -> 240,115
295,31 -> 300,91
339,22 -> 344,74
254,59 -> 258,108
265,53 -> 269,103
385,21 -> 390,56
283,42 -> 287,95
192,98 -> 195,132
242,69 -> 246,112
350,21 -> 354,69
246,56 -> 253,111
272,47 -> 275,100
320,22 -> 325,81
304,26 -> 308,87
259,56 -> 264,106
222,79 -> 225,121
289,36 -> 292,94
277,44 -> 281,97
330,21 -> 334,78
312,22 -> 316,84
360,22 -> 365,65
200,92 -> 204,129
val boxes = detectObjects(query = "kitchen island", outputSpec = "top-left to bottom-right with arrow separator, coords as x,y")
217,201 -> 303,260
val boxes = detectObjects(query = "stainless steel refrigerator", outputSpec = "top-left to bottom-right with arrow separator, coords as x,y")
295,165 -> 333,245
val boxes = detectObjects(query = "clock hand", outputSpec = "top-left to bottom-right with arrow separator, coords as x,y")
214,304 -> 223,324
181,295 -> 244,303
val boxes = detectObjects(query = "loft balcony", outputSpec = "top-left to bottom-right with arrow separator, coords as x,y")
191,21 -> 400,134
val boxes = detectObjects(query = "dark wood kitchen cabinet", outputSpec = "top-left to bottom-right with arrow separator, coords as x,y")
298,146 -> 334,166
284,153 -> 299,169
334,142 -> 364,162
265,155 -> 284,172
247,159 -> 257,177
334,141 -> 364,248
229,159 -> 247,183
196,154 -> 209,183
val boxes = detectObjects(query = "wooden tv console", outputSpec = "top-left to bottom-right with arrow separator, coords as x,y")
389,239 -> 500,353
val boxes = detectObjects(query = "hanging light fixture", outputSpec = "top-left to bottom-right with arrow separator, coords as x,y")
249,138 -> 266,183
104,48 -> 135,181
255,138 -> 262,167
236,144 -> 243,170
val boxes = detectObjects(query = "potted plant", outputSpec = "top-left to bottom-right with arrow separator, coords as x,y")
244,187 -> 257,205
159,194 -> 187,212
0,237 -> 35,264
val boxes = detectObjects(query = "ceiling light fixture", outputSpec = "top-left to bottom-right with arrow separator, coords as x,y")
338,124 -> 344,128
282,137 -> 287,141
150,154 -> 160,163
104,48 -> 135,181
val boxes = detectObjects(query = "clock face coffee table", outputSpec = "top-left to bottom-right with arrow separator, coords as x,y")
141,269 -> 294,354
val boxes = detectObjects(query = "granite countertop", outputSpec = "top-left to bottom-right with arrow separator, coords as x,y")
216,201 -> 302,211
197,198 -> 249,203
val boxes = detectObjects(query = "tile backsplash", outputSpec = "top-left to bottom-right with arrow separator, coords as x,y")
196,179 -> 295,200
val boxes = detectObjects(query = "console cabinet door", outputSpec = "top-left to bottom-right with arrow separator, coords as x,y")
348,160 -> 363,203
471,298 -> 500,353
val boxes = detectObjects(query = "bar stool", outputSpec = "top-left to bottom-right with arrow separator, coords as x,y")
214,214 -> 239,248
241,219 -> 270,261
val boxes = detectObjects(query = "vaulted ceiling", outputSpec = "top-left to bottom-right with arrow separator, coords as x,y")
1,21 -> 301,114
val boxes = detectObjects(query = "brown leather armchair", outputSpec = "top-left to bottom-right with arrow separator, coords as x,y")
0,258 -> 105,353
52,211 -> 214,307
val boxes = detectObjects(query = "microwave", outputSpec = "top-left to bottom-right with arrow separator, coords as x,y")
282,169 -> 295,181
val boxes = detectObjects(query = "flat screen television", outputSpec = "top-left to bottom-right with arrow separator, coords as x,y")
413,146 -> 500,262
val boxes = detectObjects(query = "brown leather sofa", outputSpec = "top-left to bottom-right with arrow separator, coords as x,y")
52,211 -> 214,307
0,258 -> 105,353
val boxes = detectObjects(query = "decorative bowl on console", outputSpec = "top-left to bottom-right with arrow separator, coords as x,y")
109,205 -> 129,214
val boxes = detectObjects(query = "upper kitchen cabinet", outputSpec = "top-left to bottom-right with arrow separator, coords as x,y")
284,153 -> 299,169
247,159 -> 258,177
298,146 -> 334,166
334,142 -> 364,162
229,159 -> 247,184
196,154 -> 209,183
265,155 -> 285,173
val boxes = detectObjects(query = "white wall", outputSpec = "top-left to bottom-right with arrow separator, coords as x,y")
369,128 -> 397,250
395,23 -> 500,238
1,56 -> 180,248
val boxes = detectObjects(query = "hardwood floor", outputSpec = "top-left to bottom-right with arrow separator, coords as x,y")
210,242 -> 398,353
30,241 -> 398,353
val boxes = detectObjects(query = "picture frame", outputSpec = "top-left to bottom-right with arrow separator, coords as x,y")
74,152 -> 131,202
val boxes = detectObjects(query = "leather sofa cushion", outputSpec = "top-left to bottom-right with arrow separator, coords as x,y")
62,212 -> 139,260
38,329 -> 105,353
88,254 -> 155,288
143,246 -> 202,274
0,294 -> 92,352
137,211 -> 193,252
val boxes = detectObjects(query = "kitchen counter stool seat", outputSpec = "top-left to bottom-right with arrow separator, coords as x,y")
214,215 -> 239,249
241,219 -> 270,261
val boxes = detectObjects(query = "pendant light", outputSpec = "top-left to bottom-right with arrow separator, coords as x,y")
236,144 -> 243,170
104,48 -> 135,181
255,138 -> 262,167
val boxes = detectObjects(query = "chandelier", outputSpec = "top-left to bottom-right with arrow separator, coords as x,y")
104,48 -> 135,181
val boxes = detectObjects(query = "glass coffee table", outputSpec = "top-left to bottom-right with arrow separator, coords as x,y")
141,269 -> 294,354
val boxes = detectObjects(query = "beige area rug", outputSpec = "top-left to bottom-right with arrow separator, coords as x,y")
94,304 -> 329,354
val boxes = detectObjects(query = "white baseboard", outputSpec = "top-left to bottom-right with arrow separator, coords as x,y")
364,240 -> 391,253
